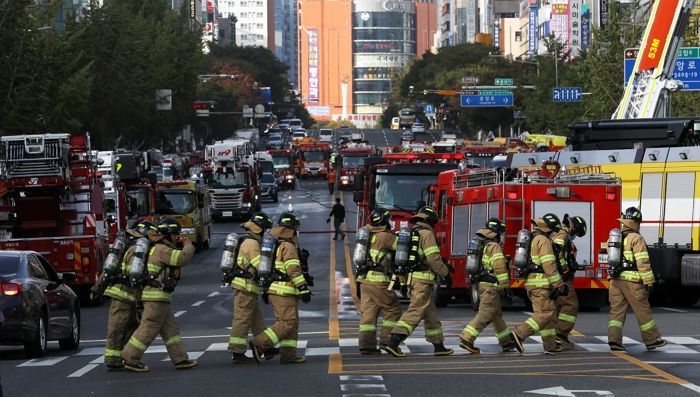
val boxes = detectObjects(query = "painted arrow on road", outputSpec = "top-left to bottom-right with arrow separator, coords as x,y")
525,386 -> 613,396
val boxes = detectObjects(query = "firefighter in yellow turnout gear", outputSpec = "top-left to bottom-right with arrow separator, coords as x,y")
383,207 -> 453,357
227,213 -> 274,363
607,207 -> 667,351
250,212 -> 310,364
511,214 -> 566,354
552,215 -> 587,349
357,209 -> 402,355
121,218 -> 197,372
92,221 -> 158,371
459,218 -> 517,354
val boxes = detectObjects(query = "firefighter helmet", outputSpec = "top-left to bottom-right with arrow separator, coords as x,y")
158,218 -> 182,235
542,213 -> 561,232
621,207 -> 642,224
415,206 -> 439,226
566,215 -> 587,237
134,221 -> 158,237
278,212 -> 301,229
485,217 -> 506,234
251,212 -> 273,230
370,209 -> 391,227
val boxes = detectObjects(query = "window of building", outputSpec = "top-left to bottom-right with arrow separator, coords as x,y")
515,31 -> 522,42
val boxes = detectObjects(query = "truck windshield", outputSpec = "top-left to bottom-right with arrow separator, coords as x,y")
159,191 -> 194,215
272,156 -> 292,169
208,170 -> 248,188
342,156 -> 365,168
304,151 -> 326,162
374,174 -> 435,210
126,187 -> 151,217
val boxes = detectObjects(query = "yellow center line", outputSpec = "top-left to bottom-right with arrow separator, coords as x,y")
570,329 -> 584,337
339,193 -> 360,308
612,351 -> 693,385
341,360 -> 631,369
328,216 -> 339,341
339,353 -> 619,363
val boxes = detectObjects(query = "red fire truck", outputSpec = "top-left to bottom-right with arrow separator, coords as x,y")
114,150 -> 157,223
297,143 -> 331,178
430,162 -> 621,308
353,152 -> 464,232
338,144 -> 376,190
0,134 -> 109,299
268,149 -> 297,189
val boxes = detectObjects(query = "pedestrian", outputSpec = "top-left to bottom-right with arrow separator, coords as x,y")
121,218 -> 198,372
607,207 -> 667,351
327,167 -> 336,195
510,213 -> 566,354
357,209 -> 402,355
250,212 -> 311,364
91,221 -> 158,371
227,213 -> 274,363
459,218 -> 516,354
327,198 -> 345,240
552,214 -> 587,349
383,207 -> 454,358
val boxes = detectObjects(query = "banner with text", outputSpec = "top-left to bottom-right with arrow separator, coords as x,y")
529,5 -> 538,54
308,29 -> 319,104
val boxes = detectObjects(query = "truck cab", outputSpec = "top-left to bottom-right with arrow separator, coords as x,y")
269,149 -> 296,189
155,180 -> 211,250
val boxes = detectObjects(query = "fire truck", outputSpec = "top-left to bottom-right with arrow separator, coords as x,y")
204,140 -> 260,220
297,143 -> 331,178
96,151 -> 128,241
0,134 -> 109,299
338,144 -> 376,190
114,150 -> 157,223
154,179 -> 211,250
352,152 -> 464,232
430,162 -> 621,308
268,149 -> 296,189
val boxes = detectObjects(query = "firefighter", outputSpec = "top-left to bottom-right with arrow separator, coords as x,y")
383,206 -> 453,357
357,209 -> 402,355
510,213 -> 566,354
250,212 -> 310,364
607,207 -> 667,351
121,218 -> 198,372
459,218 -> 517,354
552,214 -> 587,349
228,212 -> 274,363
92,221 -> 158,371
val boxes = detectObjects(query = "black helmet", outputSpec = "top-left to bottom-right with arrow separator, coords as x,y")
135,220 -> 158,237
158,217 -> 182,235
417,206 -> 439,226
564,214 -> 587,237
370,209 -> 391,227
278,212 -> 300,229
251,212 -> 273,230
542,213 -> 561,232
621,207 -> 642,223
486,217 -> 506,234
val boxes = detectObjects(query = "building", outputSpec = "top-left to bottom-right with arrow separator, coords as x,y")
220,0 -> 275,48
416,0 -> 438,56
275,0 -> 299,89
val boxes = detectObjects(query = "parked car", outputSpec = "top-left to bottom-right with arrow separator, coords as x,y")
0,251 -> 81,357
319,128 -> 333,142
411,122 -> 426,134
260,172 -> 279,202
401,129 -> 415,142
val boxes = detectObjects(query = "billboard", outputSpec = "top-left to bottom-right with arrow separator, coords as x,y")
599,0 -> 609,29
528,5 -> 538,54
551,0 -> 570,49
581,3 -> 591,49
570,0 -> 581,54
308,29 -> 319,104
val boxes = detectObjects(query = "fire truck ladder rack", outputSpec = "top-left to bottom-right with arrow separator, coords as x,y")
452,169 -> 499,189
523,166 -> 621,185
67,135 -> 97,233
0,134 -> 70,179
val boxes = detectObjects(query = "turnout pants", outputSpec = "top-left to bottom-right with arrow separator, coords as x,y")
121,301 -> 188,365
253,294 -> 299,361
104,298 -> 139,366
514,287 -> 557,352
390,280 -> 444,344
555,280 -> 579,338
358,282 -> 402,350
608,279 -> 662,346
459,283 -> 510,347
228,290 -> 265,354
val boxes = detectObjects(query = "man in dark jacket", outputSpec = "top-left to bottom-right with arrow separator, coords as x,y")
327,198 -> 345,240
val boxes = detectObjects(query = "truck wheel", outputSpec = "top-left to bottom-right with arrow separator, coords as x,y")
470,284 -> 480,312
25,312 -> 48,358
59,307 -> 80,350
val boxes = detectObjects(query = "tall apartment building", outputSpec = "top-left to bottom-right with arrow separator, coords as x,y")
220,0 -> 274,48
275,0 -> 299,89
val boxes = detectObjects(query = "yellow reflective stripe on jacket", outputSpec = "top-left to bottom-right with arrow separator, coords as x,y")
496,273 -> 509,282
369,248 -> 384,263
634,252 -> 649,261
104,285 -> 136,303
147,263 -> 161,274
284,258 -> 300,267
141,289 -> 172,302
170,250 -> 181,266
553,238 -> 565,246
620,271 -> 642,282
524,273 -> 551,287
411,271 -> 436,282
640,270 -> 654,282
291,274 -> 306,286
548,273 -> 562,283
423,246 -> 440,256
232,277 -> 261,294
268,282 -> 300,296
364,271 -> 390,284
540,254 -> 556,263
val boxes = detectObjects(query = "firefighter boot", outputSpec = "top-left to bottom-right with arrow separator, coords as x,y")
509,332 -> 525,353
608,342 -> 626,352
249,341 -> 263,364
264,347 -> 280,360
501,340 -> 517,353
459,339 -> 481,354
381,334 -> 406,357
281,356 -> 307,364
124,362 -> 150,373
175,360 -> 198,370
433,342 -> 454,356
556,334 -> 575,350
646,339 -> 668,351
360,348 -> 382,355
232,353 -> 254,364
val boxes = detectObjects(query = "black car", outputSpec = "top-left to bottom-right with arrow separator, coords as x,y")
0,251 -> 81,357
260,172 -> 279,203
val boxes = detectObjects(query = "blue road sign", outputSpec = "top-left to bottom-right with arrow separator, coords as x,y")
425,104 -> 435,113
552,87 -> 583,102
624,47 -> 700,91
460,93 -> 513,107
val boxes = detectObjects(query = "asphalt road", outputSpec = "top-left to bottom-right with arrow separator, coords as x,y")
2,153 -> 700,397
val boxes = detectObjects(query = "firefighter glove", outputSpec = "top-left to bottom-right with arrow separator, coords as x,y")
645,284 -> 654,296
548,288 -> 560,300
298,285 -> 311,303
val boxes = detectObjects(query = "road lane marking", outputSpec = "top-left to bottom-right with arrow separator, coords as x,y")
658,307 -> 688,313
613,351 -> 700,393
192,300 -> 205,307
307,347 -> 341,356
329,221 -> 340,340
208,291 -> 220,297
340,384 -> 387,391
175,310 -> 187,317
18,356 -> 69,367
646,361 -> 700,364
329,353 -> 343,374
340,375 -> 384,381
162,351 -> 205,361
666,337 -> 700,344
67,364 -> 99,378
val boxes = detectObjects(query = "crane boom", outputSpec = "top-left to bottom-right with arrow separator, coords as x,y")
613,0 -> 696,119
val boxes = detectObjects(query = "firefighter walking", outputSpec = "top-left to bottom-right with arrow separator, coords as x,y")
459,218 -> 516,354
357,209 -> 402,355
510,214 -> 567,354
552,215 -> 587,349
250,213 -> 311,364
121,218 -> 198,372
227,213 -> 274,363
607,207 -> 667,351
383,207 -> 453,357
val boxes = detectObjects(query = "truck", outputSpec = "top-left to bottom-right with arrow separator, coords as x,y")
95,151 -> 128,241
268,149 -> 297,189
338,144 -> 376,190
114,150 -> 157,223
0,133 -> 109,299
430,161 -> 621,308
204,140 -> 260,220
297,142 -> 331,178
154,179 -> 211,250
235,128 -> 260,148
398,108 -> 416,129
352,152 -> 464,233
